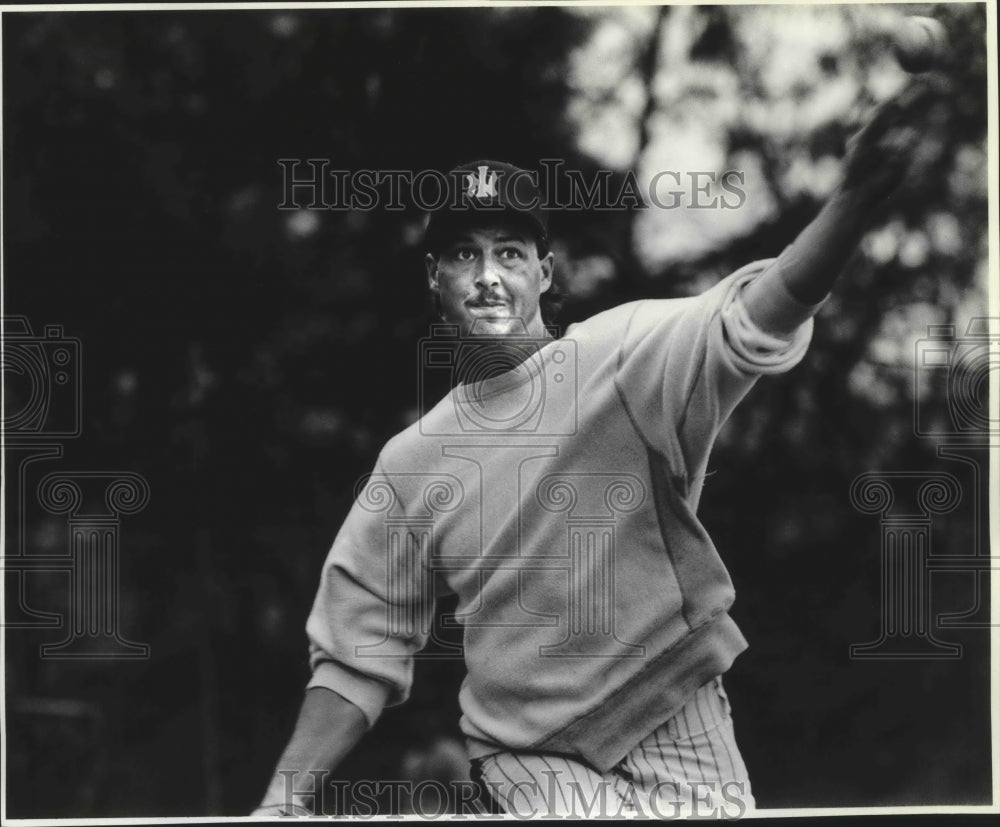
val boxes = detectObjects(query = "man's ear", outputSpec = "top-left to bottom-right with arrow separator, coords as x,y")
425,253 -> 439,292
539,251 -> 554,294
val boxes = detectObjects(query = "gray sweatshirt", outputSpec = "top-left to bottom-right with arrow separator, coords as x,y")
305,255 -> 822,772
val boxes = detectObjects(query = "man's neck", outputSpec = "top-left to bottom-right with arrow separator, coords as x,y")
456,335 -> 552,385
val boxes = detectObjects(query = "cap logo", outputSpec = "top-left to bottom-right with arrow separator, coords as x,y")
465,165 -> 498,200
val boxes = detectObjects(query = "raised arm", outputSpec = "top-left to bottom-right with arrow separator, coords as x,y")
253,687 -> 368,816
743,79 -> 937,335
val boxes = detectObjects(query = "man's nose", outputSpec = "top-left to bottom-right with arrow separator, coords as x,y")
474,256 -> 503,289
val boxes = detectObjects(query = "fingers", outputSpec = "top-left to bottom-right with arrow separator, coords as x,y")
843,74 -> 945,197
843,121 -> 925,198
854,79 -> 935,146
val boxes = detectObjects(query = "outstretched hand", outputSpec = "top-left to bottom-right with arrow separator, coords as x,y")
841,78 -> 940,203
743,76 -> 949,311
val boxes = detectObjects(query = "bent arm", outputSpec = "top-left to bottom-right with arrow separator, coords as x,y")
254,463 -> 435,816
253,687 -> 368,816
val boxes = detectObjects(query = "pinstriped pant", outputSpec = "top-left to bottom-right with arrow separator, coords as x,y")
471,677 -> 754,818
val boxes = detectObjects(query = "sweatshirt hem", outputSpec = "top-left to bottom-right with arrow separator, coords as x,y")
464,611 -> 747,772
529,611 -> 747,772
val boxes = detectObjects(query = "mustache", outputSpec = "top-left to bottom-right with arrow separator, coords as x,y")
466,293 -> 510,307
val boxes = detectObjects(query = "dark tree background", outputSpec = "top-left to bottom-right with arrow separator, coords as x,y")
3,2 -> 991,817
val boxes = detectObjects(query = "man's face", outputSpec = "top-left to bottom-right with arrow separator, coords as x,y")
425,222 -> 554,338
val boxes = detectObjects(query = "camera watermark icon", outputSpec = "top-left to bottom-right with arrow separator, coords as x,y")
352,466 -> 646,661
931,444 -> 997,629
913,317 -> 998,440
851,318 -> 999,660
2,315 -> 150,659
1,316 -> 81,438
417,322 -> 578,437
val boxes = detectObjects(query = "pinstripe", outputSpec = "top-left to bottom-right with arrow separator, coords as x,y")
695,682 -> 713,729
710,724 -> 736,779
487,754 -> 518,792
509,753 -> 536,801
508,753 -> 533,783
566,761 -> 604,815
557,755 -> 610,811
657,722 -> 696,789
511,753 -> 552,812
725,720 -> 750,780
715,719 -> 738,781
560,756 -> 595,804
712,682 -> 738,784
639,729 -> 681,814
486,754 -> 527,813
682,713 -> 709,785
560,754 -> 587,802
711,681 -> 727,726
582,760 -> 617,812
479,755 -> 507,804
635,731 -> 663,790
611,769 -> 633,804
693,687 -> 721,779
618,752 -> 637,786
663,729 -> 687,792
470,680 -> 754,816
514,756 -> 544,813
535,755 -> 569,811
609,754 -> 642,815
494,754 -> 519,788
715,677 -> 733,717
480,751 -> 623,816
664,710 -> 679,739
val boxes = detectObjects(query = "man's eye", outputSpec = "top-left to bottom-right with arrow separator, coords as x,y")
454,249 -> 476,262
499,247 -> 523,260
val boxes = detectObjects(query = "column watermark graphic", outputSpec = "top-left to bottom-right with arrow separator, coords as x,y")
36,473 -> 151,659
849,472 -> 963,659
353,472 -> 466,659
2,315 -> 151,660
849,317 -> 999,660
534,472 -> 646,658
352,468 -> 649,661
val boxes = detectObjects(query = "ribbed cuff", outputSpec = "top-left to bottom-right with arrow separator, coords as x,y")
307,660 -> 392,728
713,260 -> 815,375
740,255 -> 828,337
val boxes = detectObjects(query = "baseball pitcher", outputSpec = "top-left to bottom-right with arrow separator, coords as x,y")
254,75 -> 937,817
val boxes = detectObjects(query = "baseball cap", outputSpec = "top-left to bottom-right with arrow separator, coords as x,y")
424,160 -> 549,254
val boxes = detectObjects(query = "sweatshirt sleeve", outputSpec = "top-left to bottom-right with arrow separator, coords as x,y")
615,259 -> 821,494
304,459 -> 435,727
